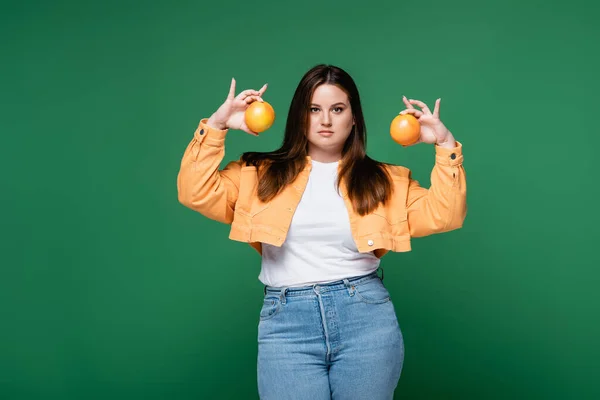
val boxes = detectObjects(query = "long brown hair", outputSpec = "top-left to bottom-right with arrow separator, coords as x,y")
241,64 -> 393,216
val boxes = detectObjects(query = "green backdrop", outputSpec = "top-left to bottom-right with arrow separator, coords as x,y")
2,0 -> 599,398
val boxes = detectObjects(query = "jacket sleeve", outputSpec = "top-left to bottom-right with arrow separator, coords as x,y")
406,141 -> 467,237
177,118 -> 241,224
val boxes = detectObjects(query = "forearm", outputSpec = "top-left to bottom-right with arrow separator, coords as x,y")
177,119 -> 240,224
407,141 -> 467,237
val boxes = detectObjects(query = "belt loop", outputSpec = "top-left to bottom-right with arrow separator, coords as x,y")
377,267 -> 384,282
279,288 -> 288,304
264,285 -> 267,295
343,278 -> 355,296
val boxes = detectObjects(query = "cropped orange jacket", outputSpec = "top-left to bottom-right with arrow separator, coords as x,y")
177,119 -> 467,258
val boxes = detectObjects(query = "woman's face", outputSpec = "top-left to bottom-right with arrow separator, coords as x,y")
306,84 -> 355,163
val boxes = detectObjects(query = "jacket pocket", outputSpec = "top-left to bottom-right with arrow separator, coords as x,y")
237,199 -> 269,218
356,205 -> 407,237
373,207 -> 407,225
237,166 -> 269,217
237,166 -> 256,214
373,177 -> 409,225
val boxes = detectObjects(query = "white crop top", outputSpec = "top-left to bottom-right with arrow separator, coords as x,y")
258,159 -> 380,288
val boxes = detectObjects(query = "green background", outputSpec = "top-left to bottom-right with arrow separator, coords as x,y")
2,0 -> 599,398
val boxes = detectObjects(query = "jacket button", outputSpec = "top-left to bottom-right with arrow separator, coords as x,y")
450,153 -> 456,160
367,240 -> 374,246
199,129 -> 204,135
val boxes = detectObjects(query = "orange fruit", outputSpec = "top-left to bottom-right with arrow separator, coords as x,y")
245,101 -> 275,133
390,114 -> 420,146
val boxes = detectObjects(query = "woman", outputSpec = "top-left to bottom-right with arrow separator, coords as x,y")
177,64 -> 467,399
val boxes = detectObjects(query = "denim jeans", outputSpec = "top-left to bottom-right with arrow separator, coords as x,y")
257,269 -> 404,399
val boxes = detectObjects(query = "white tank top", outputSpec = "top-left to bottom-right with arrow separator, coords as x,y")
258,159 -> 380,288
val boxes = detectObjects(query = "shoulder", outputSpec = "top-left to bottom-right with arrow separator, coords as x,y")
382,163 -> 412,180
223,158 -> 243,171
223,157 -> 268,175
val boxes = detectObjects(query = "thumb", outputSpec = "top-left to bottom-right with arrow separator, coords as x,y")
240,121 -> 259,137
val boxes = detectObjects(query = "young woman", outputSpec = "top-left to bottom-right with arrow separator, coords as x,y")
177,64 -> 467,399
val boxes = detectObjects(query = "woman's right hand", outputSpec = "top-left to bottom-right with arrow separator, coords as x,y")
207,78 -> 268,136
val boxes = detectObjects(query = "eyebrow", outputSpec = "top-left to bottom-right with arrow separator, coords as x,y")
310,102 -> 347,107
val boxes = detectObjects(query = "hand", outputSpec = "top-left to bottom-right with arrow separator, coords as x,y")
207,78 -> 268,136
400,96 -> 456,148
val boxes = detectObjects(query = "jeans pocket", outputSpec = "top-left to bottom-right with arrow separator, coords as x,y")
354,278 -> 391,304
259,296 -> 282,321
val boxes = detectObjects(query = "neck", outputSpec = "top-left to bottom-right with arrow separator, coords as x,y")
307,147 -> 342,163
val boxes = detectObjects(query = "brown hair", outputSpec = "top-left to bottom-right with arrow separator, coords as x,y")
241,64 -> 393,216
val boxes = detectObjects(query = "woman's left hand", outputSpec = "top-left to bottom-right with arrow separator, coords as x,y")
400,96 -> 456,148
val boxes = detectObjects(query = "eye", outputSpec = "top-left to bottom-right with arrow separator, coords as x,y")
310,107 -> 320,113
333,107 -> 344,113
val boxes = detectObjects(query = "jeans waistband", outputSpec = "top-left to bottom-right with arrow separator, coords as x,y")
264,268 -> 384,296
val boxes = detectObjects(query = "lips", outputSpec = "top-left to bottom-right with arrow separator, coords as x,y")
318,130 -> 334,137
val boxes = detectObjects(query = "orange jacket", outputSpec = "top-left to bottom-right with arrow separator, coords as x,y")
177,119 -> 467,258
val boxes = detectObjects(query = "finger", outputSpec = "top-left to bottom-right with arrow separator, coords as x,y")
258,83 -> 268,96
244,95 -> 263,104
227,78 -> 236,100
241,123 -> 259,136
236,89 -> 261,101
400,108 -> 424,118
402,95 -> 414,109
404,137 -> 422,147
409,99 -> 432,115
433,98 -> 441,118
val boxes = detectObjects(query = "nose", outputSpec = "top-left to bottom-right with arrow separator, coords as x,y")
321,111 -> 332,126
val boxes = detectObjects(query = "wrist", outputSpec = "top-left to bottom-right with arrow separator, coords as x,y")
207,116 -> 227,131
436,133 -> 456,149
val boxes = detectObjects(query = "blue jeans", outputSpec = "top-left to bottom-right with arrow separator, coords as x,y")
257,269 -> 404,399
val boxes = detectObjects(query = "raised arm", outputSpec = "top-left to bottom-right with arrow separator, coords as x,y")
405,142 -> 466,237
398,96 -> 467,237
177,78 -> 267,223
